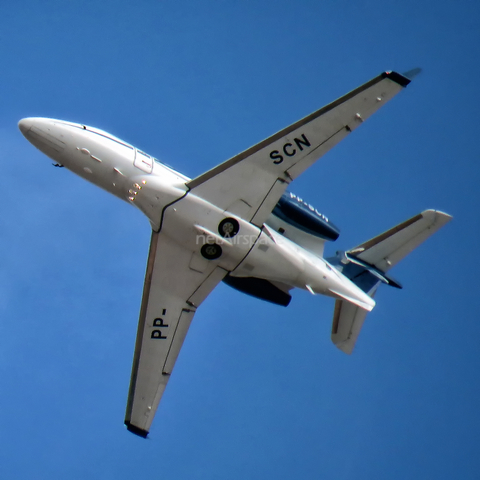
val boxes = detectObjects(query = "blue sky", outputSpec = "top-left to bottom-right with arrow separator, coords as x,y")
1,0 -> 479,478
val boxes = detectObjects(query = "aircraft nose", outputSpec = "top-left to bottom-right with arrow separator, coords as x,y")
18,117 -> 35,136
18,117 -> 66,155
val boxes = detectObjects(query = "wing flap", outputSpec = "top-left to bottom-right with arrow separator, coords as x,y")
286,128 -> 349,179
162,308 -> 195,374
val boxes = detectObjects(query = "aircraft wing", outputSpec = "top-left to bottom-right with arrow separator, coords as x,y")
125,231 -> 227,438
187,71 -> 411,227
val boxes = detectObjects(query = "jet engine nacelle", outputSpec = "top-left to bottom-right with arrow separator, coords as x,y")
264,192 -> 339,258
225,192 -> 340,305
270,192 -> 340,241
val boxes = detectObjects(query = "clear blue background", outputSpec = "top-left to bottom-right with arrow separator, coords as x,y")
1,1 -> 479,478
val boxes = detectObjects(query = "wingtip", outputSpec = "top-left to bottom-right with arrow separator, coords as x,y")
125,421 -> 149,438
421,209 -> 454,224
383,71 -> 411,87
382,68 -> 422,87
332,339 -> 354,355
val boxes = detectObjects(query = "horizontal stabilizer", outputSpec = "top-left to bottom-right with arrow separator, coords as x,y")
331,296 -> 374,354
349,210 -> 452,272
328,288 -> 375,312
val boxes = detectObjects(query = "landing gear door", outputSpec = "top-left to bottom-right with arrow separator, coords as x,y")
134,149 -> 154,174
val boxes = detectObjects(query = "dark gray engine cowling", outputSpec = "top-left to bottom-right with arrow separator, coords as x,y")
223,192 -> 338,306
272,192 -> 340,241
223,275 -> 291,307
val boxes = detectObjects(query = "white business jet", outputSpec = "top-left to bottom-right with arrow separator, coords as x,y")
19,70 -> 451,438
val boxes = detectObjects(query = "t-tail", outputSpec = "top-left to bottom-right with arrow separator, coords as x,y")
326,209 -> 452,354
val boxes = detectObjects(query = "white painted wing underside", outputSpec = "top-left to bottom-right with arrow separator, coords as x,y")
125,231 -> 227,436
186,72 -> 409,227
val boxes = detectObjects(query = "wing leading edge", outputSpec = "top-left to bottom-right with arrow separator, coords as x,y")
186,71 -> 411,227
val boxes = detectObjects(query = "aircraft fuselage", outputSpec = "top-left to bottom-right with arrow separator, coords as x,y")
19,117 -> 375,311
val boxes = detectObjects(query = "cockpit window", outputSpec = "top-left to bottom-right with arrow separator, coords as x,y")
85,126 -> 133,149
54,120 -> 132,150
